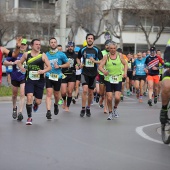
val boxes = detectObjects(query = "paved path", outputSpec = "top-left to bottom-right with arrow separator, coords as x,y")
0,94 -> 170,170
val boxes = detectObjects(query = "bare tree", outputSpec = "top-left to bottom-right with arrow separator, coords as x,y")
68,0 -> 107,41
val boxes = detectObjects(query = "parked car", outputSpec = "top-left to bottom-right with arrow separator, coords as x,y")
2,65 -> 6,75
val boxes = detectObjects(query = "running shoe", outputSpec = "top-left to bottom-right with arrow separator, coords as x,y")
17,112 -> 23,121
80,110 -> 85,117
26,117 -> 32,125
95,96 -> 100,103
113,109 -> 119,118
33,100 -> 39,112
120,95 -> 123,101
12,106 -> 17,119
148,99 -> 152,106
107,113 -> 113,120
58,99 -> 63,105
143,92 -> 147,96
86,108 -> 91,117
160,109 -> 168,124
72,98 -> 76,104
127,90 -> 130,96
139,96 -> 143,103
54,104 -> 59,115
99,104 -> 104,108
46,110 -> 52,119
154,96 -> 158,104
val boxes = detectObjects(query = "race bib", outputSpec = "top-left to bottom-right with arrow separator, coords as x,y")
109,75 -> 119,84
128,63 -> 131,69
68,58 -> 74,68
85,59 -> 94,67
29,71 -> 40,80
49,73 -> 58,81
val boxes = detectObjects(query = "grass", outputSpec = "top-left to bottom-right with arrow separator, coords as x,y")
0,85 -> 13,96
0,85 -> 46,97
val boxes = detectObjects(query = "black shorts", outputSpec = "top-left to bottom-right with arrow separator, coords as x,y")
163,69 -> 170,79
25,79 -> 45,99
127,71 -> 133,80
46,77 -> 62,91
81,74 -> 96,90
76,75 -> 81,81
11,79 -> 25,87
159,74 -> 163,81
99,74 -> 106,85
62,74 -> 76,83
122,77 -> 126,82
105,81 -> 122,92
134,75 -> 146,81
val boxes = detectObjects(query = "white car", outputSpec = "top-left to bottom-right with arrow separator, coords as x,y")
2,65 -> 6,75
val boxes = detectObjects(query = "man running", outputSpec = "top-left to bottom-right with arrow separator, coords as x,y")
98,42 -> 127,120
45,38 -> 69,119
144,47 -> 164,106
18,39 -> 51,125
3,39 -> 28,121
61,41 -> 77,112
77,33 -> 103,117
0,37 -> 22,86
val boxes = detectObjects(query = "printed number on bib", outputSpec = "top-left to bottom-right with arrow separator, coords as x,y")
128,63 -> 131,69
109,75 -> 119,84
85,59 -> 94,67
49,73 -> 58,81
29,71 -> 40,80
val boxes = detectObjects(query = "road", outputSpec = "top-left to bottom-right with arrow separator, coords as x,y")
0,94 -> 170,170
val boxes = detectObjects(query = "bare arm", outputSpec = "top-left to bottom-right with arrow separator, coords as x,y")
41,53 -> 51,74
119,53 -> 127,77
1,37 -> 22,57
98,55 -> 108,76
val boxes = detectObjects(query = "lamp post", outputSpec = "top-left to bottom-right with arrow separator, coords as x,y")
60,0 -> 66,51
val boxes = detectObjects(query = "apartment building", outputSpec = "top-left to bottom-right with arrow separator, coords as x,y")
1,0 -> 170,53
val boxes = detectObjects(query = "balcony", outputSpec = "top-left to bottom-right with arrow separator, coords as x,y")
5,8 -> 58,23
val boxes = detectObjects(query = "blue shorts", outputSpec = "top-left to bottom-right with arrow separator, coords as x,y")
25,79 -> 45,99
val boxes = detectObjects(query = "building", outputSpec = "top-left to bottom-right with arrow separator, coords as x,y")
1,0 -> 170,53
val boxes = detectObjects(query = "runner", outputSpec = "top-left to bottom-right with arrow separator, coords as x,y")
144,47 -> 164,106
3,39 -> 28,121
0,37 -> 22,86
133,52 -> 147,102
45,38 -> 69,119
77,33 -> 103,117
17,39 -> 51,125
61,41 -> 77,112
98,42 -> 127,120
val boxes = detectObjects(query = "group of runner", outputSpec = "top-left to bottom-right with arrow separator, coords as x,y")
0,35 -> 170,125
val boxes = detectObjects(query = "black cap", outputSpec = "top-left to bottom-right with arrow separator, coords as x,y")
150,46 -> 156,52
117,48 -> 123,53
104,39 -> 111,45
67,41 -> 75,47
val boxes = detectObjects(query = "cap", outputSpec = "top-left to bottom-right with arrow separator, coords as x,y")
67,41 -> 75,47
150,46 -> 156,52
74,46 -> 80,52
104,39 -> 111,45
21,39 -> 27,45
83,40 -> 87,47
117,48 -> 123,53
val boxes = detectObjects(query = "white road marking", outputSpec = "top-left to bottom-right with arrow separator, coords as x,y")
136,123 -> 170,145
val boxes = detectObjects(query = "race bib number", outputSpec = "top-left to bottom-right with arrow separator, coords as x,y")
49,73 -> 58,81
85,59 -> 94,67
68,58 -> 74,68
29,71 -> 40,80
109,75 -> 119,84
128,63 -> 131,69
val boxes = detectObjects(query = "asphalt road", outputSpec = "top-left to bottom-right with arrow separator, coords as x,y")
0,94 -> 170,170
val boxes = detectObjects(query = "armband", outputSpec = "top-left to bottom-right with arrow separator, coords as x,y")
8,50 -> 13,57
